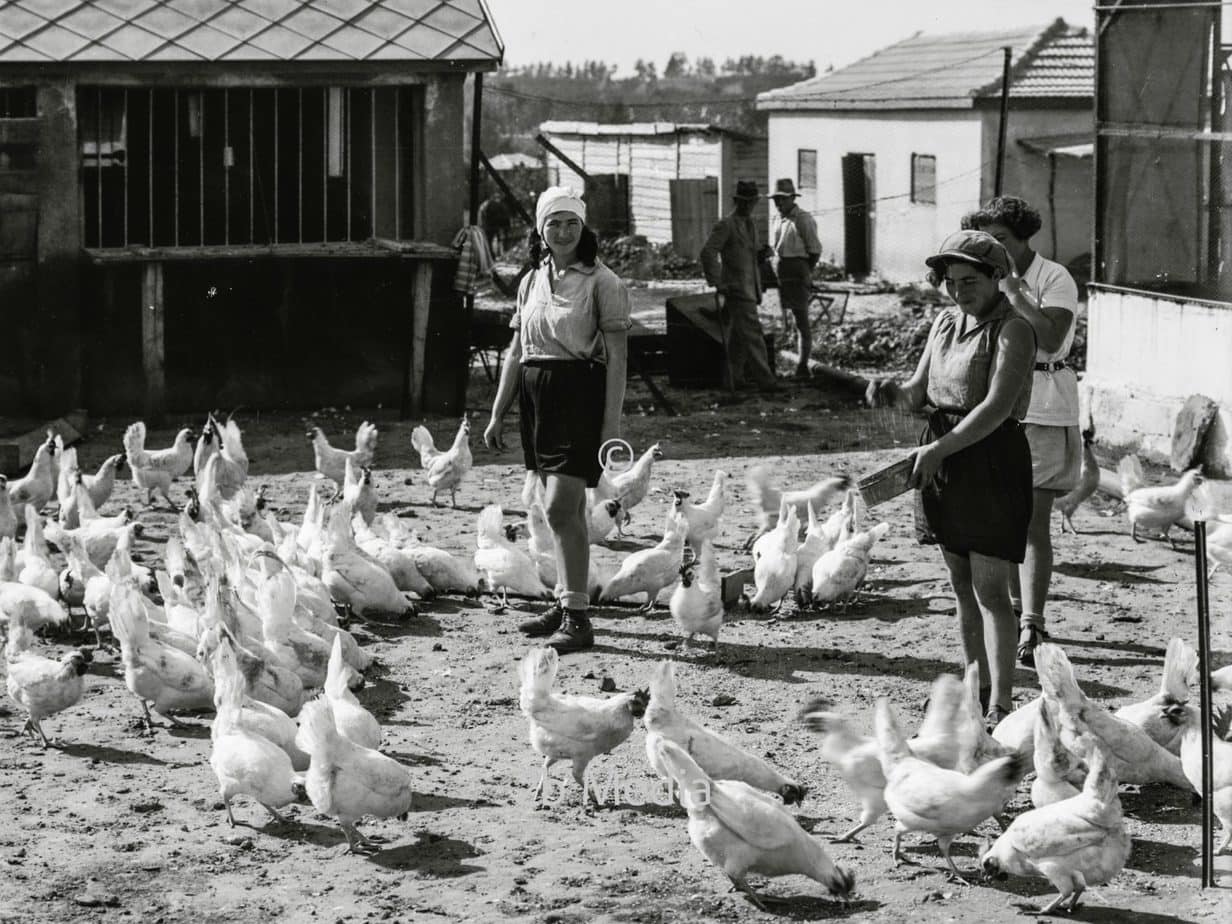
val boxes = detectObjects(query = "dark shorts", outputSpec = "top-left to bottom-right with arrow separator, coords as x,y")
777,257 -> 812,317
914,409 -> 1033,563
519,359 -> 606,487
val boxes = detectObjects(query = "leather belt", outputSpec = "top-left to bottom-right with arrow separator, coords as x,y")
1034,360 -> 1067,373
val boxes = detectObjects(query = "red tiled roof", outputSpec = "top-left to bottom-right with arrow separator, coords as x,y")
0,0 -> 503,64
757,19 -> 1091,111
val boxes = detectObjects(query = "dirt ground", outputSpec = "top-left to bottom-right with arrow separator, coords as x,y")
3,348 -> 1232,923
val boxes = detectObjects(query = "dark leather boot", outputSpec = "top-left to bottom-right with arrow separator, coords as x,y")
545,610 -> 594,654
518,602 -> 564,637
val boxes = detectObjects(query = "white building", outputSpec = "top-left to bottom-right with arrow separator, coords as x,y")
755,19 -> 1093,282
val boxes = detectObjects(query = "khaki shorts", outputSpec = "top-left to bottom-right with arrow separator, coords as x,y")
1024,423 -> 1082,492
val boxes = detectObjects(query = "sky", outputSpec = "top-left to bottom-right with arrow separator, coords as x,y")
487,0 -> 1098,74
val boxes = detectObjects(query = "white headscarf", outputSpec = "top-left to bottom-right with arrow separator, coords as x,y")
535,186 -> 587,235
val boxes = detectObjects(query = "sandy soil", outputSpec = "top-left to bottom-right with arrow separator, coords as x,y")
2,379 -> 1232,924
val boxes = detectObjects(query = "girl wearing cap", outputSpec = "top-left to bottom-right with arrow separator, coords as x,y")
483,186 -> 631,655
869,230 -> 1035,728
962,197 -> 1081,667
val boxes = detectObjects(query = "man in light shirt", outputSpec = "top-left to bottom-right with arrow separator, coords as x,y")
770,178 -> 822,379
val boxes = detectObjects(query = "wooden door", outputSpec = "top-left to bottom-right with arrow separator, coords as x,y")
842,154 -> 874,277
669,177 -> 719,260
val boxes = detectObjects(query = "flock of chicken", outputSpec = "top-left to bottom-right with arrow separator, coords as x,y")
0,412 -> 1230,912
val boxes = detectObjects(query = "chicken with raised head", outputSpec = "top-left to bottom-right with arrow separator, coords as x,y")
110,582 -> 214,730
587,497 -> 623,543
323,634 -> 380,750
793,496 -> 851,605
474,504 -> 551,606
673,469 -> 728,550
1113,636 -> 1197,754
0,476 -> 16,541
519,646 -> 648,806
875,697 -> 1026,882
982,740 -> 1130,913
599,508 -> 688,611
653,737 -> 855,911
1118,454 -> 1202,548
295,696 -> 414,854
1030,698 -> 1086,808
322,501 -> 416,619
411,419 -> 472,507
748,503 -> 799,613
201,415 -> 249,500
595,442 -> 664,529
669,540 -> 724,655
811,520 -> 890,612
123,422 -> 193,508
308,421 -> 378,485
6,434 -> 56,520
1056,418 -> 1099,533
341,457 -> 377,526
1168,701 -> 1232,854
1035,642 -> 1191,790
44,512 -> 139,573
645,661 -> 805,804
4,610 -> 90,747
56,446 -> 124,514
743,464 -> 850,550
209,641 -> 299,827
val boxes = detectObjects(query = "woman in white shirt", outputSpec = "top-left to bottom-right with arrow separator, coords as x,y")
963,197 -> 1081,668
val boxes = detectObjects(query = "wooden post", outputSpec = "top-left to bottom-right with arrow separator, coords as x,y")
141,261 -> 166,424
407,260 -> 433,417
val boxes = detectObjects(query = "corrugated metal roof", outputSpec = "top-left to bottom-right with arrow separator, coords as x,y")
540,120 -> 764,140
757,19 -> 1091,111
0,0 -> 503,64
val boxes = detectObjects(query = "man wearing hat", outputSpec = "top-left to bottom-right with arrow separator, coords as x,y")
769,178 -> 822,378
699,179 -> 779,392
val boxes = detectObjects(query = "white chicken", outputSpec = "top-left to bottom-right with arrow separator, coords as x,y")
811,521 -> 890,611
109,583 -> 214,730
599,508 -> 688,611
668,540 -> 724,654
0,539 -> 70,635
793,496 -> 851,605
748,504 -> 799,613
322,501 -> 416,619
341,457 -> 378,526
981,740 -> 1131,913
1113,636 -> 1198,755
308,421 -> 378,485
17,507 -> 59,598
196,415 -> 249,500
257,569 -> 330,689
197,588 -> 305,717
991,696 -> 1044,767
323,634 -> 380,750
295,696 -> 414,854
519,646 -> 649,806
673,469 -> 728,550
0,475 -> 16,541
587,497 -> 623,544
352,516 -> 434,598
411,418 -> 473,507
1118,454 -> 1202,548
1030,699 -> 1086,809
875,696 -> 1026,882
652,737 -> 855,911
594,442 -> 663,530
56,447 -> 124,514
524,502 -> 609,601
644,661 -> 805,803
744,464 -> 850,550
1170,701 -> 1232,855
474,505 -> 551,606
123,422 -> 193,508
209,641 -> 299,826
1035,642 -> 1192,790
4,611 -> 90,747
6,434 -> 56,520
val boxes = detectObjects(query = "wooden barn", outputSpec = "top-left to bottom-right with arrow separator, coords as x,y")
0,0 -> 503,421
537,120 -> 770,259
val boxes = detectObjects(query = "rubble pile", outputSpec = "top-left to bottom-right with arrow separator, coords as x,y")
601,235 -> 701,280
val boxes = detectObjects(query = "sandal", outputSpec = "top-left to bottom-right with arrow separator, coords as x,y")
985,704 -> 1012,733
1017,624 -> 1050,668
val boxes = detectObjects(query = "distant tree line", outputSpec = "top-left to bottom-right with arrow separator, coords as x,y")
481,52 -> 818,155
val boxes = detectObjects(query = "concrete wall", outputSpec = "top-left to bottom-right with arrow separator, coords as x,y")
1083,286 -> 1232,475
978,105 -> 1093,267
766,109 -> 983,282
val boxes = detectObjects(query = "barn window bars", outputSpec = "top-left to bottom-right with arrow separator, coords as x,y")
79,86 -> 415,250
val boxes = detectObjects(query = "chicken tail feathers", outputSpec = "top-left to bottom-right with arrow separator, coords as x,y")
518,646 -> 558,711
108,584 -> 149,653
873,697 -> 912,767
649,660 -> 677,710
324,634 -> 348,699
477,504 -> 505,546
1035,643 -> 1085,713
211,639 -> 245,729
410,426 -> 435,462
1082,741 -> 1120,805
355,421 -> 379,454
1118,454 -> 1145,497
220,419 -> 247,466
1160,636 -> 1198,702
652,737 -> 712,811
746,464 -> 775,513
296,695 -> 338,758
122,421 -> 148,466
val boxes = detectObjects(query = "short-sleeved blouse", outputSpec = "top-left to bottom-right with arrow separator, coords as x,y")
925,299 -> 1033,420
511,258 -> 632,362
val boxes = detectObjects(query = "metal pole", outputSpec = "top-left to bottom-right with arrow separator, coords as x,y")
1194,520 -> 1216,888
994,45 -> 1012,197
